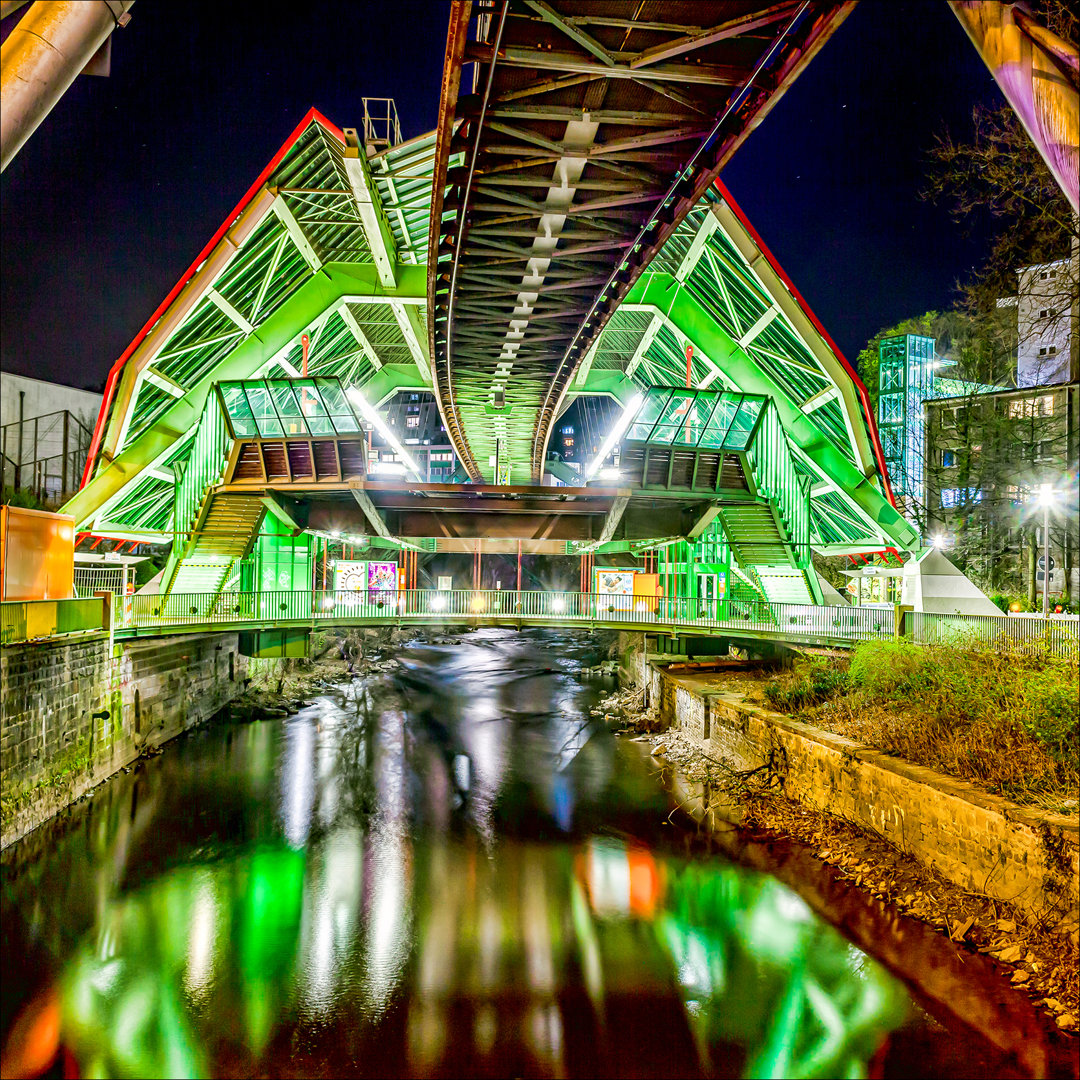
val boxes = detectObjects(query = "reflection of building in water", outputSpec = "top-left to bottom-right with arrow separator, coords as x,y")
44,830 -> 907,1079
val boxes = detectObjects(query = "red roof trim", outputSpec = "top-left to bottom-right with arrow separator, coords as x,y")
711,178 -> 896,507
81,108 -> 347,488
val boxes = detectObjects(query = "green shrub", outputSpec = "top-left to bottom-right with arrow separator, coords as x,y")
848,640 -> 919,697
764,658 -> 849,713
841,639 -> 1078,797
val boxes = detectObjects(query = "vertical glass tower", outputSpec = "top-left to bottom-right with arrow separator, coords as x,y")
878,334 -> 935,507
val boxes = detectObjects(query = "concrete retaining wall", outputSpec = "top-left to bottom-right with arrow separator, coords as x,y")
1,632 -> 249,848
631,657 -> 1079,924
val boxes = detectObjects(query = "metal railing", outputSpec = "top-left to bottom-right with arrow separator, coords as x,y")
74,567 -> 125,598
8,590 -> 1073,660
744,398 -> 810,561
1,597 -> 107,645
910,610 -> 1078,660
114,589 -> 895,644
172,390 -> 232,547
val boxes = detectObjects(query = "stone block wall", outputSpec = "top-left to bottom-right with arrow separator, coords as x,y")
624,647 -> 1078,924
705,694 -> 1079,922
1,632 -> 249,848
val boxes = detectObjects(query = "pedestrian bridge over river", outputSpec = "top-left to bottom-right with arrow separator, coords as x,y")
5,589 -> 1071,660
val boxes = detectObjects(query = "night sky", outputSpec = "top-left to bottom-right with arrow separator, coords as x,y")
0,1 -> 1002,392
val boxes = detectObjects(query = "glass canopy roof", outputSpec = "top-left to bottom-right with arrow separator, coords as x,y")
624,388 -> 767,451
218,378 -> 363,438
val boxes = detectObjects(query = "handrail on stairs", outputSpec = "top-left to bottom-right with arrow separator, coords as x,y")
162,388 -> 235,598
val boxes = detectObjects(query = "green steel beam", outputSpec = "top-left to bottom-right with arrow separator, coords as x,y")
65,262 -> 426,530
621,274 -> 918,549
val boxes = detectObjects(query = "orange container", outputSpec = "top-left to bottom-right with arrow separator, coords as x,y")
632,572 -> 660,613
0,506 -> 75,601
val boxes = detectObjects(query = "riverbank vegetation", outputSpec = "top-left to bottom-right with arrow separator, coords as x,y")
763,640 -> 1079,810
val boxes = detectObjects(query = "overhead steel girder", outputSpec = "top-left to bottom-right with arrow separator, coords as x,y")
428,1 -> 858,486
619,274 -> 918,549
64,262 -> 426,530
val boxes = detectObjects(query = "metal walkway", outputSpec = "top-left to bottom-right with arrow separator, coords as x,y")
116,587 -> 890,649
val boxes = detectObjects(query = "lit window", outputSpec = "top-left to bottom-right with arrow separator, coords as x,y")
406,416 -> 420,428
941,450 -> 955,468
563,437 -> 574,448
940,488 -> 982,508
1007,396 -> 1054,419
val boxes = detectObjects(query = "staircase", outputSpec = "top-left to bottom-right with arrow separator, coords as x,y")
160,391 -> 264,603
164,494 -> 265,599
715,504 -> 792,566
715,401 -> 820,608
754,566 -> 819,606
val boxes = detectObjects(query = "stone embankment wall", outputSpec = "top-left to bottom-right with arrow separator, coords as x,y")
621,637 -> 1079,925
1,632 -> 249,848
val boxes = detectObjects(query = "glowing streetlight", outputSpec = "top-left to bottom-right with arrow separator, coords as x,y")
1037,483 -> 1058,619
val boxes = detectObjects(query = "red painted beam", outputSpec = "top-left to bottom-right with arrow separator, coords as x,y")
712,177 -> 897,507
81,108 -> 348,489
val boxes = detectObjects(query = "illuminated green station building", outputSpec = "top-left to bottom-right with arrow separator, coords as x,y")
65,110 -> 919,617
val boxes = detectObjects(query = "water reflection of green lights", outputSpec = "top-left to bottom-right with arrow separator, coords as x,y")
52,838 -> 905,1079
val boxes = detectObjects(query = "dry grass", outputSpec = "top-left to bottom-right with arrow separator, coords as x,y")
764,640 -> 1079,809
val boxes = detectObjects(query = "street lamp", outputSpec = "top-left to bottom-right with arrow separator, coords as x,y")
1037,483 -> 1057,619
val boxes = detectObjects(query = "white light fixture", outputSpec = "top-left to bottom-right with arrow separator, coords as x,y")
1037,482 -> 1057,507
597,467 -> 622,482
551,596 -> 565,613
370,461 -> 408,476
584,393 -> 644,480
345,386 -> 422,479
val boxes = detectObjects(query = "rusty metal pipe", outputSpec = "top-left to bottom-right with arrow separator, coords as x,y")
1,0 -> 135,173
950,1 -> 1078,214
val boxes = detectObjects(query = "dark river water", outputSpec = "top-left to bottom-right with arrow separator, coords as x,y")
0,629 -> 1071,1078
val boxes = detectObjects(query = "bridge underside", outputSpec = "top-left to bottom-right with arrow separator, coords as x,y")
250,482 -> 722,545
429,0 -> 857,484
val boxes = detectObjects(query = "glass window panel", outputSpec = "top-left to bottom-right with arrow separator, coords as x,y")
673,394 -> 718,446
329,412 -> 360,434
269,380 -> 307,437
723,397 -> 763,450
293,380 -> 331,416
220,383 -> 258,436
314,378 -> 351,414
632,389 -> 672,428
244,383 -> 284,437
701,396 -> 739,448
658,392 -> 695,426
649,424 -> 678,445
625,422 -> 655,442
306,415 -> 335,435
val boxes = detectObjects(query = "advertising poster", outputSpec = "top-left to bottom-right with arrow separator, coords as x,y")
335,560 -> 368,592
594,568 -> 635,611
368,561 -> 398,593
717,571 -> 727,600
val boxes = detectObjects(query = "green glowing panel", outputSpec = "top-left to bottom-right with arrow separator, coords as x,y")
256,510 -> 311,592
